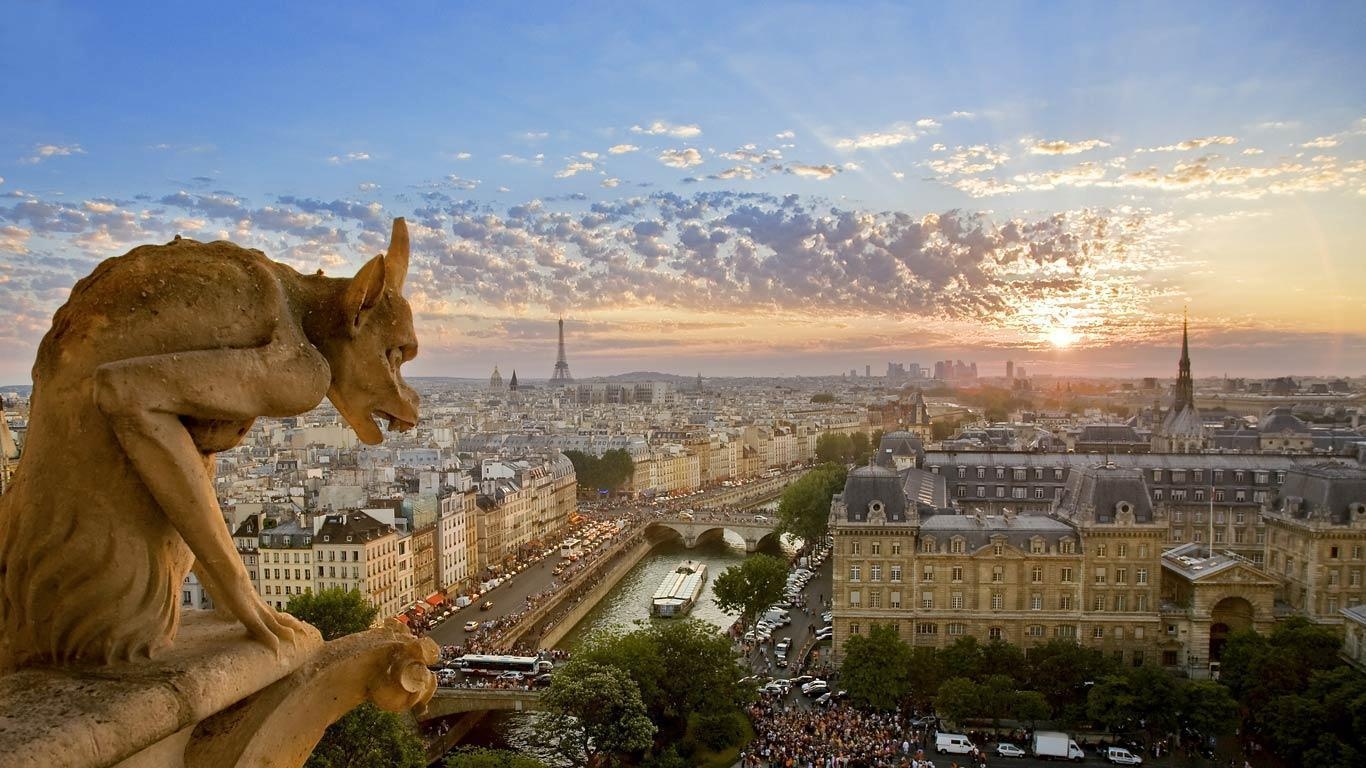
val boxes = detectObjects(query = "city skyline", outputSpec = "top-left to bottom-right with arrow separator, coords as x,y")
1,1 -> 1364,383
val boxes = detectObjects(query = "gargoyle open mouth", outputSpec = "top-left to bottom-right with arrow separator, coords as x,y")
375,410 -> 416,432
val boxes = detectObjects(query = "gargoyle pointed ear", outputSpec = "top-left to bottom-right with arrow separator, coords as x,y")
385,217 -> 409,293
343,254 -> 386,333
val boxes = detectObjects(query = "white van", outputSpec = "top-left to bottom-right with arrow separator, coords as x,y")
935,733 -> 975,755
1104,747 -> 1143,765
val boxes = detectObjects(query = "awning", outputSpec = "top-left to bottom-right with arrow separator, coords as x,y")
425,592 -> 446,607
395,614 -> 410,625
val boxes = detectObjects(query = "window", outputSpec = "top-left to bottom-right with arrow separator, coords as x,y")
1059,594 -> 1074,610
996,467 -> 1006,479
1031,539 -> 1044,554
1351,571 -> 1361,587
1116,568 -> 1128,584
1215,489 -> 1226,502
1234,470 -> 1246,482
891,542 -> 902,556
1093,626 -> 1105,639
1061,567 -> 1073,583
1057,625 -> 1077,639
1193,531 -> 1203,543
849,566 -> 861,582
989,626 -> 1003,640
870,591 -> 882,608
1028,625 -> 1045,638
1152,469 -> 1163,482
1154,489 -> 1164,502
1354,546 -> 1363,560
850,623 -> 860,635
849,590 -> 861,606
992,566 -> 1004,583
1035,487 -> 1046,499
951,566 -> 963,582
871,542 -> 881,555
996,486 -> 1006,498
991,593 -> 1003,610
1013,487 -> 1027,500
1235,530 -> 1246,544
1136,568 -> 1148,585
1214,470 -> 1224,482
976,466 -> 986,479
1194,489 -> 1205,502
1013,468 -> 1027,481
870,564 -> 882,581
891,565 -> 903,582
1193,469 -> 1204,482
1061,539 -> 1075,554
1031,566 -> 1044,583
1035,467 -> 1045,480
890,591 -> 902,609
1214,529 -> 1225,544
1031,593 -> 1043,610
1330,546 -> 1340,559
922,565 -> 934,582
1172,489 -> 1187,502
921,592 -> 934,609
956,485 -> 967,498
916,622 -> 937,635
850,541 -> 861,555
951,592 -> 964,609
1114,595 -> 1127,611
921,538 -> 935,553
947,623 -> 966,636
1136,594 -> 1148,611
1118,544 -> 1128,558
1328,570 -> 1339,586
951,539 -> 965,554
993,543 -> 1004,556
1095,568 -> 1107,585
1055,468 -> 1065,480
977,485 -> 987,497
1195,510 -> 1205,523
1094,595 -> 1106,611
1097,544 -> 1108,557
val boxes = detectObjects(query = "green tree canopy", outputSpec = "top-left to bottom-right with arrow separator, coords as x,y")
445,748 -> 546,768
810,393 -> 835,404
563,449 -> 636,494
538,664 -> 656,768
841,623 -> 912,710
305,702 -> 425,768
935,677 -> 980,727
712,553 -> 789,632
775,463 -> 847,546
815,433 -> 853,464
285,587 -> 378,641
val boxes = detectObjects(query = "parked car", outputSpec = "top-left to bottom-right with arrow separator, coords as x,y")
480,600 -> 494,610
463,620 -> 480,631
995,743 -> 1027,758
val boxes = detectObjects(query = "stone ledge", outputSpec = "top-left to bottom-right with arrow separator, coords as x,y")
0,611 -> 322,768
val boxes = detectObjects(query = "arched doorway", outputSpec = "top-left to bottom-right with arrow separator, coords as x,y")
1209,596 -> 1254,660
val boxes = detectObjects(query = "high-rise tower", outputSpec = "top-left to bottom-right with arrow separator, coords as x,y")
1173,310 -> 1195,412
551,317 -> 573,385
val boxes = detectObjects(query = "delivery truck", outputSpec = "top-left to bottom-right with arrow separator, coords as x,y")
1031,731 -> 1085,761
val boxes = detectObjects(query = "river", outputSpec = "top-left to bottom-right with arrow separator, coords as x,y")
458,506 -> 792,751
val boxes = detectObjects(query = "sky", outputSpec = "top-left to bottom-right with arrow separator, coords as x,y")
2,0 -> 1364,384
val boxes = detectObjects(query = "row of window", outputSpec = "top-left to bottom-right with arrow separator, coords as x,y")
849,589 -> 1151,612
938,466 -> 1285,486
848,564 -> 1150,585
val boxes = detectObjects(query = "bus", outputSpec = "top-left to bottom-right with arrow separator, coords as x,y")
560,538 -> 580,559
455,654 -> 553,676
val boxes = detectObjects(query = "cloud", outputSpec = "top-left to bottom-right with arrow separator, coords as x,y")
892,171 -> 905,180
775,130 -> 795,140
720,145 -> 782,164
949,111 -> 976,119
834,124 -> 919,150
658,148 -> 704,168
444,175 -> 480,190
1302,136 -> 1339,148
931,143 -> 946,152
500,153 -> 545,166
927,145 -> 1010,175
358,182 -> 380,191
601,178 -> 621,188
1011,162 -> 1107,190
631,121 -> 702,139
521,131 -> 550,141
1241,148 -> 1264,156
711,166 -> 760,181
1135,136 -> 1238,153
450,152 -> 472,160
554,161 -> 595,179
0,224 -> 31,253
22,143 -> 85,164
608,144 -> 640,155
783,164 -> 840,180
1026,138 -> 1111,155
327,151 -> 370,165
916,118 -> 940,129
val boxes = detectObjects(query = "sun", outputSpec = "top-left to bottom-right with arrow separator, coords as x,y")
1047,327 -> 1079,348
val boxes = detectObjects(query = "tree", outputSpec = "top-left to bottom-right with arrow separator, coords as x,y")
1087,675 -> 1139,736
1025,639 -> 1118,726
538,664 -> 656,768
712,553 -> 789,632
815,433 -> 853,464
841,623 -> 911,710
938,636 -> 983,682
810,393 -> 835,404
935,677 -> 980,727
980,674 -> 1017,730
904,646 -> 945,710
850,432 -> 872,464
445,748 -> 546,768
563,619 -> 751,740
306,702 -> 425,768
775,463 -> 847,546
285,587 -> 378,641
1176,679 -> 1238,742
1012,690 -> 1051,728
288,590 -> 422,768
979,640 -> 1026,682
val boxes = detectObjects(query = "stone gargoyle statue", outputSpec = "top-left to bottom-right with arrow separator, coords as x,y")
0,218 -> 420,671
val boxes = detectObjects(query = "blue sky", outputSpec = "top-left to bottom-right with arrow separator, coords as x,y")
2,1 -> 1364,382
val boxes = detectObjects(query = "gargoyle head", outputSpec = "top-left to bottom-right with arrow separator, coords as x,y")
323,218 -> 421,445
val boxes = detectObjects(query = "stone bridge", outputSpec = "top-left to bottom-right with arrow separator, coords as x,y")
422,687 -> 546,719
644,515 -> 783,552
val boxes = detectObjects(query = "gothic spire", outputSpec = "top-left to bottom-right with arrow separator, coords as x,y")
1174,309 -> 1194,411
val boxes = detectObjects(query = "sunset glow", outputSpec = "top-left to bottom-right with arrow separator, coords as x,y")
0,2 -> 1363,382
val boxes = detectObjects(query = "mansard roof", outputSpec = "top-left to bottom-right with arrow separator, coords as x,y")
1267,463 -> 1366,525
1054,463 -> 1157,524
841,464 -> 908,523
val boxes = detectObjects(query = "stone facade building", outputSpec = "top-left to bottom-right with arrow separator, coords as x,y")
258,519 -> 316,610
1261,464 -> 1366,624
314,510 -> 405,620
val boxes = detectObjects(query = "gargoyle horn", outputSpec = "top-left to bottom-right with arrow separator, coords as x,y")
385,217 -> 409,293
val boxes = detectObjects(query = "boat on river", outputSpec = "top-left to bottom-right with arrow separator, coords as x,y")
650,560 -> 707,617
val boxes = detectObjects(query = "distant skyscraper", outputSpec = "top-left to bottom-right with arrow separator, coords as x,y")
551,317 -> 573,386
865,364 -> 871,378
1006,360 -> 1015,380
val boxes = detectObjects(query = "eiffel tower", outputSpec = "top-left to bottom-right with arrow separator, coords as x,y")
551,317 -> 573,386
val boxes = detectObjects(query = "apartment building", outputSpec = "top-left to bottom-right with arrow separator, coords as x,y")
314,510 -> 405,620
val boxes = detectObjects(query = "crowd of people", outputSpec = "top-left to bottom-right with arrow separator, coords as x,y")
743,701 -> 951,768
